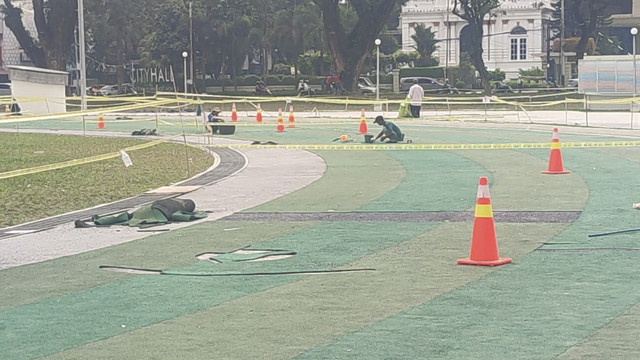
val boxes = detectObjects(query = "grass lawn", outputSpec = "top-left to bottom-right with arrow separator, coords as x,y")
0,132 -> 214,228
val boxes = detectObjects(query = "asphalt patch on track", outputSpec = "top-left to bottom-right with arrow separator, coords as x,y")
222,211 -> 581,223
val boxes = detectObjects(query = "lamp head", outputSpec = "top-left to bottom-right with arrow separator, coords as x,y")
374,39 -> 381,46
182,51 -> 188,58
632,27 -> 638,36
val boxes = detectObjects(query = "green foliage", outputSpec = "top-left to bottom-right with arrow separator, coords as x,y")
264,75 -> 298,86
448,53 -> 476,88
279,75 -> 298,85
389,50 -> 422,70
297,75 -> 324,86
519,67 -> 545,77
311,0 -> 407,90
242,74 -> 262,86
297,52 -> 331,76
273,63 -> 293,76
379,73 -> 393,84
415,56 -> 440,67
206,74 -> 299,87
488,68 -> 505,81
595,31 -> 624,55
379,33 -> 399,55
452,0 -> 500,92
550,0 -> 613,59
410,24 -> 440,60
551,0 -> 613,39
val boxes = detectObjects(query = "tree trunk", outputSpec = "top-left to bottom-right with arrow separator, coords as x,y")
2,0 -> 46,67
574,0 -> 600,61
313,0 -> 398,92
2,0 -> 75,71
468,22 -> 491,94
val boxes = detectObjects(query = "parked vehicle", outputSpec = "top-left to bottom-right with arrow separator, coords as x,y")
358,77 -> 376,94
0,83 -> 11,96
567,78 -> 579,88
399,77 -> 453,93
98,83 -> 136,96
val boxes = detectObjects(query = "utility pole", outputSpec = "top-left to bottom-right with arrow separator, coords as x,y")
560,0 -> 565,86
77,0 -> 87,110
189,2 -> 194,93
445,0 -> 450,80
546,19 -> 551,81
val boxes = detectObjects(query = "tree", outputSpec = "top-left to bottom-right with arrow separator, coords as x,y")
1,0 -> 76,70
311,0 -> 407,91
85,0 -> 153,84
273,2 -> 323,79
452,0 -> 500,94
411,25 -> 440,61
552,0 -> 613,60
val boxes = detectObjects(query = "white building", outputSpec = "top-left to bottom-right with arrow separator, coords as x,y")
400,0 -> 554,80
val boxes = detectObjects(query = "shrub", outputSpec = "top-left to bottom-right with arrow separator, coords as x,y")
519,67 -> 544,77
273,63 -> 292,75
392,51 -> 420,67
207,77 -> 233,86
488,68 -> 506,82
265,75 -> 281,86
279,75 -> 297,86
380,73 -> 393,84
242,74 -> 262,86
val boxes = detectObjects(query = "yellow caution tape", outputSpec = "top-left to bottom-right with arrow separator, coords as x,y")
204,141 -> 640,150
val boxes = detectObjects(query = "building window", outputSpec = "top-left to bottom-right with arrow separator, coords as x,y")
510,26 -> 527,60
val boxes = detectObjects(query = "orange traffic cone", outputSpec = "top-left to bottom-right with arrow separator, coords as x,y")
359,108 -> 368,134
458,176 -> 512,267
256,104 -> 263,124
231,103 -> 238,122
4,105 -> 10,117
541,128 -> 570,174
276,108 -> 285,132
98,113 -> 105,129
288,105 -> 296,128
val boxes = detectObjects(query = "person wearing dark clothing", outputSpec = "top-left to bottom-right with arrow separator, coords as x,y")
372,115 -> 404,143
206,107 -> 225,134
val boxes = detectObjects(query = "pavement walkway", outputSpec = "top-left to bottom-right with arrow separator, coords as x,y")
0,135 -> 326,270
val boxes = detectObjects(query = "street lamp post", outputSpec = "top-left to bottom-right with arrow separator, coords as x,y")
375,38 -> 381,101
189,2 -> 194,93
632,27 -> 638,98
77,0 -> 87,111
182,51 -> 188,97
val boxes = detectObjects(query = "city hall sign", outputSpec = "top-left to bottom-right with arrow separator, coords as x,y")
130,67 -> 174,84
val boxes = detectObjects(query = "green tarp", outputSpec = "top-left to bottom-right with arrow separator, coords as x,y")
90,198 -> 207,227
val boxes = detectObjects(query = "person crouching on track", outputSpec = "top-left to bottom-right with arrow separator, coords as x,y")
206,107 -> 225,134
372,115 -> 404,143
